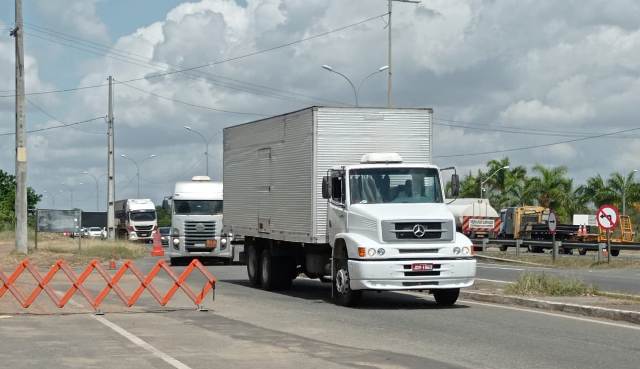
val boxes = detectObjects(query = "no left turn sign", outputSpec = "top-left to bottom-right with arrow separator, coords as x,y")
596,204 -> 619,230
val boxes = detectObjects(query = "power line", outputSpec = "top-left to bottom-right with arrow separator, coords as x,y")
0,116 -> 105,136
23,22 -> 347,106
0,13 -> 387,98
115,79 -> 267,116
26,98 -> 105,135
434,126 -> 640,158
433,119 -> 640,139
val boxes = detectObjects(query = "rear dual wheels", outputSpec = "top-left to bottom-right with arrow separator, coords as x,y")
246,244 -> 294,290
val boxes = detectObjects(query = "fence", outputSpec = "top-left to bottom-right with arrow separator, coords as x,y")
0,258 -> 216,313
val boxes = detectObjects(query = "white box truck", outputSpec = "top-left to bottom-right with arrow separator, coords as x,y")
223,106 -> 475,306
114,198 -> 157,241
168,176 -> 231,265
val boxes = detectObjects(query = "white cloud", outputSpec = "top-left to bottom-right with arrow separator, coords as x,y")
4,0 -> 640,210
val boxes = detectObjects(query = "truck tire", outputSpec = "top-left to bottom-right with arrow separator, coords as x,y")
332,249 -> 362,307
433,288 -> 459,306
578,248 -> 587,256
611,249 -> 620,257
247,245 -> 261,287
499,245 -> 508,252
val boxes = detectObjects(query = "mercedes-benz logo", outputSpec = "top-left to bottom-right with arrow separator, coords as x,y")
195,223 -> 205,232
412,224 -> 426,238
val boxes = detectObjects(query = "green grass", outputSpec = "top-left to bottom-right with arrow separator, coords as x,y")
505,273 -> 599,296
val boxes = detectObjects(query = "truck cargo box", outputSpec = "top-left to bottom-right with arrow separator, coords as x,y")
223,106 -> 433,244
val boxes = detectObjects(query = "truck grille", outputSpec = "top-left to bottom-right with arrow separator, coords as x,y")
381,220 -> 454,242
136,225 -> 153,231
184,221 -> 217,247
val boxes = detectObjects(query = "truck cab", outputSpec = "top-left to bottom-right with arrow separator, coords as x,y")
169,176 -> 229,264
322,153 -> 476,305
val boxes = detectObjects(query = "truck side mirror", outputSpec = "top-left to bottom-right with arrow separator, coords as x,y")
322,176 -> 330,199
450,173 -> 460,197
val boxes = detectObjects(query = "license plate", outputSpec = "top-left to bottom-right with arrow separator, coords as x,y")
411,263 -> 433,271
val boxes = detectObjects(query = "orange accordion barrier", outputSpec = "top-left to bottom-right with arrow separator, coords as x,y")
0,258 -> 216,311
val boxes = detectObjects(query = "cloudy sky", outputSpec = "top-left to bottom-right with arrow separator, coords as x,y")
1,0 -> 640,211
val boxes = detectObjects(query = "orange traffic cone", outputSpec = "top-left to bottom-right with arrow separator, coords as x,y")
151,230 -> 164,257
109,259 -> 117,270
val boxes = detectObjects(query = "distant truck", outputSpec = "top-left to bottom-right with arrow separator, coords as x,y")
222,106 -> 476,306
447,198 -> 500,239
168,176 -> 233,265
114,199 -> 157,241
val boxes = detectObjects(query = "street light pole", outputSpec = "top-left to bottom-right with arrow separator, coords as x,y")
321,65 -> 358,106
82,171 -> 100,211
322,65 -> 389,107
622,169 -> 638,216
121,154 -> 156,197
480,166 -> 510,199
357,65 -> 389,105
184,126 -> 209,176
386,0 -> 420,107
60,183 -> 82,209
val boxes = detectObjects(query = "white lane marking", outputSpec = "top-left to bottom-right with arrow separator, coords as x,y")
476,278 -> 514,284
91,314 -> 192,369
476,264 -> 524,271
0,315 -> 12,319
61,291 -> 193,369
460,299 -> 640,331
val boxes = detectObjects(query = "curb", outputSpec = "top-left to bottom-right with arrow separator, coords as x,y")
460,291 -> 640,325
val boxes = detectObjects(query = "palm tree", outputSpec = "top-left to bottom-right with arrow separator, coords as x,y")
529,164 -> 571,210
583,174 -> 613,208
607,171 -> 639,215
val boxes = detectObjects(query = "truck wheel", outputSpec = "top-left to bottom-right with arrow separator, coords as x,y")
611,249 -> 620,257
499,245 -> 508,252
332,254 -> 361,307
578,248 -> 587,256
433,288 -> 459,306
247,245 -> 261,287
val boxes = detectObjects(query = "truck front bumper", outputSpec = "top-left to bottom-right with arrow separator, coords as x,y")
348,258 -> 476,290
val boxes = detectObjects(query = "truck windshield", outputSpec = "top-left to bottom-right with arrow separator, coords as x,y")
349,168 -> 443,204
173,200 -> 223,215
129,211 -> 156,221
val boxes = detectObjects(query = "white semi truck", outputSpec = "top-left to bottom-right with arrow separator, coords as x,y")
168,176 -> 232,265
114,198 -> 157,241
223,106 -> 476,306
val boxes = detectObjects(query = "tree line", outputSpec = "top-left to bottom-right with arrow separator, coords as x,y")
0,169 -> 41,230
458,158 -> 640,223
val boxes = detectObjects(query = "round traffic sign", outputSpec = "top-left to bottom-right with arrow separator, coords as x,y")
548,212 -> 557,234
596,204 -> 619,230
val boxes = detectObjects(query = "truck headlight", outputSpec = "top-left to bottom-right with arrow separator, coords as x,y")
377,248 -> 385,256
461,247 -> 470,256
453,247 -> 461,255
173,238 -> 180,246
367,248 -> 376,257
221,238 -> 227,245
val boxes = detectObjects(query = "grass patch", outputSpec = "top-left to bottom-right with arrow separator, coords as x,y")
0,236 -> 147,268
505,273 -> 598,296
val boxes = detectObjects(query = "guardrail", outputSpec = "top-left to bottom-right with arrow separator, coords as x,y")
0,259 -> 216,313
472,238 -> 640,263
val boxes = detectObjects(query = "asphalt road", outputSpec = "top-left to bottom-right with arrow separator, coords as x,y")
476,262 -> 640,294
1,260 -> 638,369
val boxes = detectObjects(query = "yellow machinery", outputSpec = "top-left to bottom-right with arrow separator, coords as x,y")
598,215 -> 635,243
501,206 -> 547,239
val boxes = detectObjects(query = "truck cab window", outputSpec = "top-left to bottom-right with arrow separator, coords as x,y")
331,174 -> 344,204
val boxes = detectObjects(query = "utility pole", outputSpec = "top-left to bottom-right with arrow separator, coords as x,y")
387,0 -> 420,107
12,0 -> 28,254
107,76 -> 115,240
